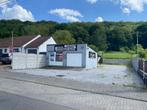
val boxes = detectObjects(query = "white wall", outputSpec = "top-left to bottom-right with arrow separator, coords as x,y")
12,53 -> 47,69
39,37 -> 56,53
86,47 -> 97,69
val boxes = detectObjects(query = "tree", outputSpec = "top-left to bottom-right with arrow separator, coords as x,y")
89,24 -> 108,51
107,27 -> 133,51
136,24 -> 147,48
0,20 -> 146,52
91,29 -> 107,51
53,30 -> 75,44
89,44 -> 99,52
67,25 -> 90,43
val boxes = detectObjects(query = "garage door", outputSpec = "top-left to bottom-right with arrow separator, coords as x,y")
67,53 -> 82,67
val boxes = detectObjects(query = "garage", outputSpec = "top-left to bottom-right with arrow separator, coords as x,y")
67,53 -> 82,67
47,44 -> 97,69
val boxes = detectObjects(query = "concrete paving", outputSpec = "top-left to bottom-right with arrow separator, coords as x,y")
0,91 -> 76,110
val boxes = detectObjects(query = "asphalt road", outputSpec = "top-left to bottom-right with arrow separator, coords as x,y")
0,91 -> 76,110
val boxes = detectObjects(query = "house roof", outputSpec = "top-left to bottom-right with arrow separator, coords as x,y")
25,36 -> 50,48
0,36 -> 37,48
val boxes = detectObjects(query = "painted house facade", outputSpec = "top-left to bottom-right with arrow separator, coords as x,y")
0,35 -> 56,55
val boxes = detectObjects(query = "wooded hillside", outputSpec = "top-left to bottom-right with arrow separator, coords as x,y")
0,20 -> 147,51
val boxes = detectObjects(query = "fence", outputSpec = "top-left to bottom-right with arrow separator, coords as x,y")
138,59 -> 147,86
12,53 -> 47,69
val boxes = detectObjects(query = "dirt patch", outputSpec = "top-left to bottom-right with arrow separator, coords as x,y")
43,66 -> 84,71
56,75 -> 65,77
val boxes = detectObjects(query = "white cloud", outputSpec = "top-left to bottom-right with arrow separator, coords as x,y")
49,8 -> 83,22
120,0 -> 144,12
1,4 -> 35,21
95,17 -> 104,22
87,0 -> 98,4
122,7 -> 130,14
0,0 -> 10,8
111,0 -> 147,13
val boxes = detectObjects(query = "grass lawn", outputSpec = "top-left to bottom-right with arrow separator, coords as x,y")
103,52 -> 132,59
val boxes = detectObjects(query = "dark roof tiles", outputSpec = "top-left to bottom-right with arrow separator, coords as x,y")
25,37 -> 50,48
0,36 -> 36,48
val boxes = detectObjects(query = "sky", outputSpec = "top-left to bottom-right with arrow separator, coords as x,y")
0,0 -> 147,22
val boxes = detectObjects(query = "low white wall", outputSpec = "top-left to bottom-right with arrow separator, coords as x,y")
12,53 -> 47,69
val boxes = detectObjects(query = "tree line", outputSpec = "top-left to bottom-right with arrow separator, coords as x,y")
0,20 -> 147,52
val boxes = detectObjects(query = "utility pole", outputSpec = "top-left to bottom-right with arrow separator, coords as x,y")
136,31 -> 139,54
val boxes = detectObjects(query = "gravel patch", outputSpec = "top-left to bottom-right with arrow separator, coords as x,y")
12,65 -> 143,87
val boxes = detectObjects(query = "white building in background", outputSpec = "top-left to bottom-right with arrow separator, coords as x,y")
0,35 -> 56,55
47,44 -> 97,69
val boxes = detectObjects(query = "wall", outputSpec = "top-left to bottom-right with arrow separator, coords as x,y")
39,37 -> 56,53
12,53 -> 47,69
132,57 -> 139,72
86,47 -> 97,69
103,59 -> 131,65
47,44 -> 87,68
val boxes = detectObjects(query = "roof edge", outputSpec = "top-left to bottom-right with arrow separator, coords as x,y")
22,35 -> 41,48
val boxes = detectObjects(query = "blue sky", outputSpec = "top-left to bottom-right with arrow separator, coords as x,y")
0,0 -> 147,22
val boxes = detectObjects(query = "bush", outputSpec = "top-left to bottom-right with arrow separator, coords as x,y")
120,47 -> 129,52
139,51 -> 146,58
89,45 -> 99,52
128,50 -> 136,54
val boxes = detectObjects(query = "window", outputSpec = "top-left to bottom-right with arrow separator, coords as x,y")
89,52 -> 96,58
13,48 -> 20,52
56,52 -> 63,62
4,49 -> 7,53
39,52 -> 46,55
27,49 -> 37,54
0,49 -> 2,55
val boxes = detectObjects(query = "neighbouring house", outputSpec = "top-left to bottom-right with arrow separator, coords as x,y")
0,35 -> 56,55
47,44 -> 97,69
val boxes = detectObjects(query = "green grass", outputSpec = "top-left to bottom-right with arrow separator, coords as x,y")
103,52 -> 132,59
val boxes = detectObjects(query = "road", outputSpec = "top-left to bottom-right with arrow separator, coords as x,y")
0,91 -> 76,110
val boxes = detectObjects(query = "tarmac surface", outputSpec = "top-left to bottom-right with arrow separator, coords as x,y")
0,91 -> 76,110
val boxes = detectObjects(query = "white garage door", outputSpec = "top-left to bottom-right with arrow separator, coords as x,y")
67,53 -> 82,67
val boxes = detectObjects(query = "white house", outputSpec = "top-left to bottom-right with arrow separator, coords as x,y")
0,35 -> 56,55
